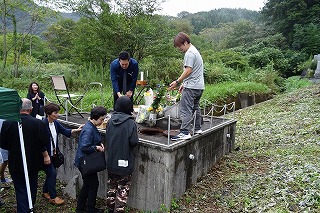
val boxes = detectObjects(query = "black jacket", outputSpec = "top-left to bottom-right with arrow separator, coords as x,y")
27,91 -> 45,117
0,114 -> 49,174
105,112 -> 138,176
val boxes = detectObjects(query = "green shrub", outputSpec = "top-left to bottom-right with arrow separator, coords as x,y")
284,76 -> 312,93
140,56 -> 182,86
213,50 -> 249,71
245,65 -> 283,93
248,47 -> 289,77
201,81 -> 271,104
204,62 -> 241,84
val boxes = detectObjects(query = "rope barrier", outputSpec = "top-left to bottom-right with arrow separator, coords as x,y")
203,102 -> 236,117
145,100 -> 235,146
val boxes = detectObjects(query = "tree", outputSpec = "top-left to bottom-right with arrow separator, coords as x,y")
292,23 -> 320,55
42,18 -> 76,61
199,20 -> 262,51
0,0 -> 57,75
60,0 -> 174,67
1,0 -> 8,71
261,0 -> 320,45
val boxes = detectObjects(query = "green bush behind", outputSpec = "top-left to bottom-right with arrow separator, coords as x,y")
0,59 -> 313,112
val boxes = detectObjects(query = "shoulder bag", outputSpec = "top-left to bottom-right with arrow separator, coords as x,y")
80,151 -> 106,176
51,137 -> 64,168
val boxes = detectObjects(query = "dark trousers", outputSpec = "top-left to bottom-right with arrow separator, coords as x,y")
77,169 -> 99,212
11,171 -> 38,213
42,163 -> 57,199
106,172 -> 132,213
179,88 -> 203,133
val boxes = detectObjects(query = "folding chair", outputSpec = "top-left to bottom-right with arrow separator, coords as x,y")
51,75 -> 86,120
89,82 -> 103,106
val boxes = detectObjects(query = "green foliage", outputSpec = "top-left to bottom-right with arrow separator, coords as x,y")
223,20 -> 258,49
199,19 -> 263,51
169,19 -> 194,35
244,65 -> 283,93
298,57 -> 318,77
283,50 -> 309,76
159,203 -> 170,212
246,33 -> 289,53
292,23 -> 320,55
261,0 -> 320,45
202,81 -> 271,104
283,76 -> 312,93
150,85 -> 166,113
42,18 -> 76,61
203,62 -> 241,84
248,47 -> 289,76
140,56 -> 182,86
212,50 -> 249,71
0,33 -> 54,64
171,197 -> 179,210
182,8 -> 260,34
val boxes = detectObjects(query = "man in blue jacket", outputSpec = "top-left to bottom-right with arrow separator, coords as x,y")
110,51 -> 139,109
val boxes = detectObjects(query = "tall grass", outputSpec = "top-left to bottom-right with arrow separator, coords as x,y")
202,81 -> 271,104
283,76 -> 312,93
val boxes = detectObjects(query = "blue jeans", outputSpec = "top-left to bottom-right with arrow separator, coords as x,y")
42,163 -> 57,199
179,88 -> 203,134
11,171 -> 38,213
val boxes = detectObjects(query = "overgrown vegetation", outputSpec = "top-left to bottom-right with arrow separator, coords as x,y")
171,84 -> 320,212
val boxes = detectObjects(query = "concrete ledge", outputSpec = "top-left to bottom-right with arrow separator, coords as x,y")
57,116 -> 236,211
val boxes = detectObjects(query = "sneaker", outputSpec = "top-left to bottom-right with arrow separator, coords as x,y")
194,129 -> 203,134
49,197 -> 64,205
1,178 -> 12,183
171,132 -> 191,141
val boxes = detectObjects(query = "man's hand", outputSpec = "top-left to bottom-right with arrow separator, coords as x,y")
169,80 -> 179,90
178,85 -> 184,93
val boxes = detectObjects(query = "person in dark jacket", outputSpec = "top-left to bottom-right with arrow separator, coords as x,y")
75,106 -> 107,213
110,51 -> 139,108
42,103 -> 83,205
0,98 -> 50,212
105,96 -> 139,213
27,82 -> 45,117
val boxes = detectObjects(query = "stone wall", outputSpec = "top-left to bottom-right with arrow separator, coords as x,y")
57,117 -> 236,211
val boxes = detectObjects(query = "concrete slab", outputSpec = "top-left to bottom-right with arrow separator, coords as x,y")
56,113 -> 236,211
